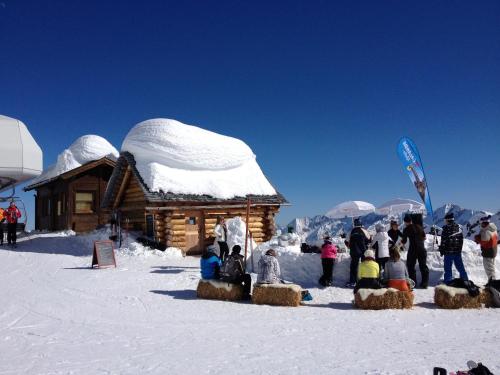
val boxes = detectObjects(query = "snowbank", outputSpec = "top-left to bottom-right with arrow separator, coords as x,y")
31,135 -> 118,185
121,118 -> 277,199
251,235 -> 500,288
21,228 -> 183,259
213,217 -> 256,257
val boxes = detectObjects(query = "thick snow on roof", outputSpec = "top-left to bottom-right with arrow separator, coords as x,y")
121,118 -> 277,199
31,135 -> 118,185
325,200 -> 376,218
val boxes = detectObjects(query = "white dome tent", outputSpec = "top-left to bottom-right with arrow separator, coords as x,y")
325,200 -> 376,219
0,115 -> 43,193
376,198 -> 425,216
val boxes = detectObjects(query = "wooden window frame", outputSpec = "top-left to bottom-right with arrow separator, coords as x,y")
74,191 -> 96,214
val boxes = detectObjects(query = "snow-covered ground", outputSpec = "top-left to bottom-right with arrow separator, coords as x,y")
0,231 -> 498,374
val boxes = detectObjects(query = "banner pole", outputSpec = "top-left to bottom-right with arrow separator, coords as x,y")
244,197 -> 251,272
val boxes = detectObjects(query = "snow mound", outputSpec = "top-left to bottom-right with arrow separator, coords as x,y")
213,217 -> 256,257
31,135 -> 118,185
121,118 -> 277,199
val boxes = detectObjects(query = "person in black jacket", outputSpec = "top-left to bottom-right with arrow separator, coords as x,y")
387,220 -> 403,245
345,218 -> 371,287
439,212 -> 468,283
402,214 -> 429,288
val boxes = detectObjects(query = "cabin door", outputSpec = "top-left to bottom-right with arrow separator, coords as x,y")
184,211 -> 203,255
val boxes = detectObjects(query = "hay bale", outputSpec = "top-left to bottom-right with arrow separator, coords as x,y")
434,285 -> 482,309
252,283 -> 302,307
480,288 -> 493,307
196,279 -> 244,301
354,288 -> 414,310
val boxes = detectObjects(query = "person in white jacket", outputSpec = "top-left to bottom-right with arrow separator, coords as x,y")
214,216 -> 230,263
372,223 -> 390,273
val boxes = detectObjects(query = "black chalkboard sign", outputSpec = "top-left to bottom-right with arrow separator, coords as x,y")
92,240 -> 117,268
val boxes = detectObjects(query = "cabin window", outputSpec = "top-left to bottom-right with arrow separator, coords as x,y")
75,192 -> 95,214
59,192 -> 66,215
42,197 -> 51,216
188,217 -> 197,225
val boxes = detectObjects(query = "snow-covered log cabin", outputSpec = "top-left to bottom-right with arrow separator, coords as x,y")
24,135 -> 119,232
102,119 -> 287,255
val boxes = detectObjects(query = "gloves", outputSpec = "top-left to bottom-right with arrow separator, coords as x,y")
438,247 -> 444,256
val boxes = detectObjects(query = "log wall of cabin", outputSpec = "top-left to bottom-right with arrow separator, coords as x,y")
151,205 -> 280,254
118,175 -> 148,232
67,166 -> 112,232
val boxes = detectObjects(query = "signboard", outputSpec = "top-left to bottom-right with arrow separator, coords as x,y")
91,240 -> 117,268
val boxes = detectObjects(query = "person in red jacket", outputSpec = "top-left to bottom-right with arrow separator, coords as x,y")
0,207 -> 6,245
6,202 -> 21,246
319,236 -> 338,287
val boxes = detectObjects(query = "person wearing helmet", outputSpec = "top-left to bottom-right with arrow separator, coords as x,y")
402,214 -> 429,288
439,212 -> 468,284
353,249 -> 381,293
345,218 -> 371,288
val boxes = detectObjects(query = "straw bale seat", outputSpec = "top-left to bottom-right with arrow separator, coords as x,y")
252,283 -> 302,307
354,288 -> 414,310
196,279 -> 244,301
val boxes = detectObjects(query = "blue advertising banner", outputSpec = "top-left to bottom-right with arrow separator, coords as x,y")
397,137 -> 434,221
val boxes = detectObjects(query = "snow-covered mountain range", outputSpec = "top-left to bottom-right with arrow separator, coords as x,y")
287,202 -> 499,245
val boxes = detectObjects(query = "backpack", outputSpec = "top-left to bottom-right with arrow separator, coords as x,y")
220,255 -> 243,282
469,363 -> 494,375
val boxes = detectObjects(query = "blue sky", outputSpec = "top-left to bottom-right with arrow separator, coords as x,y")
1,0 -> 499,228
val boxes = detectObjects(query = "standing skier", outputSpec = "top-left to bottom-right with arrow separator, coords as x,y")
439,212 -> 468,283
402,214 -> 429,288
345,218 -> 371,288
6,201 -> 21,247
319,236 -> 337,287
474,216 -> 498,281
372,223 -> 390,273
214,216 -> 229,263
0,207 -> 5,245
387,220 -> 403,245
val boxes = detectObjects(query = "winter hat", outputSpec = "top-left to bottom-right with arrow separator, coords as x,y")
444,212 -> 455,221
364,249 -> 375,259
403,214 -> 412,223
265,249 -> 277,257
480,215 -> 491,224
206,244 -> 216,254
375,223 -> 385,232
353,218 -> 362,227
232,245 -> 241,254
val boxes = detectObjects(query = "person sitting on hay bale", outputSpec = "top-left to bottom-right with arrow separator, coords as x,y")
383,245 -> 414,292
353,249 -> 382,294
255,249 -> 312,304
200,245 -> 221,280
220,245 -> 252,300
257,249 -> 281,284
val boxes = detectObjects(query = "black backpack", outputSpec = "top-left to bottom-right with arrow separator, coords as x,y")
220,255 -> 243,282
469,363 -> 494,375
